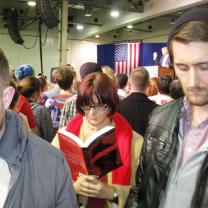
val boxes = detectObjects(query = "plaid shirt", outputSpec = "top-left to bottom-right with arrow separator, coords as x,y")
59,94 -> 77,127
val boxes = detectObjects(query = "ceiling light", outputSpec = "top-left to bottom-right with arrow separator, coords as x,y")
76,24 -> 84,30
110,10 -> 119,18
95,35 -> 100,38
84,12 -> 92,17
127,24 -> 133,29
27,0 -> 36,7
84,6 -> 92,17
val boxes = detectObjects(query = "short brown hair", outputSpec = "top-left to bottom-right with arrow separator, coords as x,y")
18,76 -> 41,98
76,72 -> 119,115
130,67 -> 149,90
37,75 -> 47,92
169,21 -> 208,63
54,66 -> 74,90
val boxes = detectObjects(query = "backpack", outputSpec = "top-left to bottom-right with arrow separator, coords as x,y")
45,98 -> 61,128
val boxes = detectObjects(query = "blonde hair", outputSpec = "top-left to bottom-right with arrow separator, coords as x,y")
102,65 -> 115,74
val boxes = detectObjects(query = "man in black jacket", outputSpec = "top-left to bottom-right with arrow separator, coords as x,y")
125,8 -> 208,208
119,67 -> 157,137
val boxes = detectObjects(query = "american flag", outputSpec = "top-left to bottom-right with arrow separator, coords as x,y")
114,42 -> 141,76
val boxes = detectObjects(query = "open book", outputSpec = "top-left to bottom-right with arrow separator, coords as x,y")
58,126 -> 122,181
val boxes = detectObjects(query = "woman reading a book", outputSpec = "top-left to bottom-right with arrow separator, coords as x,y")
52,72 -> 143,208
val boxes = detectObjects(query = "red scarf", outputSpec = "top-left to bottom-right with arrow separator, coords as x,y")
66,112 -> 132,185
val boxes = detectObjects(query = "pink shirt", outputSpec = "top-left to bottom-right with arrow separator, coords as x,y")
181,98 -> 208,165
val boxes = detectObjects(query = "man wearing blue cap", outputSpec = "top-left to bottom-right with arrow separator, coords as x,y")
125,8 -> 208,208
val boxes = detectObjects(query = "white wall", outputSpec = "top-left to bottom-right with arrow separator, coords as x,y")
0,28 -> 97,80
68,40 -> 97,79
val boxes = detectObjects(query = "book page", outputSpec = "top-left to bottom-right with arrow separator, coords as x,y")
58,128 -> 84,147
84,126 -> 115,147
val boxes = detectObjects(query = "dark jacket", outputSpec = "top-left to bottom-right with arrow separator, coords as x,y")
119,92 -> 158,137
30,101 -> 55,143
1,111 -> 78,208
125,97 -> 208,208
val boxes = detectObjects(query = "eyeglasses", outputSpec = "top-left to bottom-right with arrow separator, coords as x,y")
81,104 -> 108,112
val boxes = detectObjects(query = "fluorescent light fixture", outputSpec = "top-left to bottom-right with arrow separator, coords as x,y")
27,0 -> 36,6
84,6 -> 92,17
84,13 -> 92,17
127,24 -> 133,29
95,35 -> 100,38
110,10 -> 119,18
76,24 -> 84,30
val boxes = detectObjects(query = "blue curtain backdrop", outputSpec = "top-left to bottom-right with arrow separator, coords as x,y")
97,42 -> 166,70
139,43 -> 167,66
97,44 -> 115,69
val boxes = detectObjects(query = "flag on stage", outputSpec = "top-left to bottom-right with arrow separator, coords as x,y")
114,42 -> 141,76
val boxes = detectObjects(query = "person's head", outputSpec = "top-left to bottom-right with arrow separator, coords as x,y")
53,66 -> 74,91
129,67 -> 150,92
102,65 -> 115,74
15,64 -> 34,81
169,79 -> 184,99
9,80 -> 20,113
76,72 -> 119,127
37,75 -> 48,92
0,49 -> 10,129
167,8 -> 208,106
105,72 -> 118,88
18,76 -> 41,101
117,73 -> 128,89
146,77 -> 158,96
79,62 -> 102,79
161,47 -> 168,56
157,75 -> 172,95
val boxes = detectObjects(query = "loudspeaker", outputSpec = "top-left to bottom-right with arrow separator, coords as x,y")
36,0 -> 59,29
6,9 -> 24,44
67,15 -> 74,28
127,0 -> 144,12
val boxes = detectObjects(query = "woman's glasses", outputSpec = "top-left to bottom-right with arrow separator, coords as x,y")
81,104 -> 108,112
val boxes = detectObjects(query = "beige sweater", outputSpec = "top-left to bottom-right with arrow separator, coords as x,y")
52,125 -> 143,208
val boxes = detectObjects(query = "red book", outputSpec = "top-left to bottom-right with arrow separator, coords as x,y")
58,126 -> 122,181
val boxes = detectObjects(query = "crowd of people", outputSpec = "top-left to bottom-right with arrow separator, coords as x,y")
0,7 -> 208,208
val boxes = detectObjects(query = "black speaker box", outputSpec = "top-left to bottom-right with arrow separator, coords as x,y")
6,9 -> 24,44
36,0 -> 59,29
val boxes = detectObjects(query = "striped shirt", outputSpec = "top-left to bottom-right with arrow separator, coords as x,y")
59,94 -> 77,127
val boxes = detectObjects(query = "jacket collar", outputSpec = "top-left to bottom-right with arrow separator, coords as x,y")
126,92 -> 149,101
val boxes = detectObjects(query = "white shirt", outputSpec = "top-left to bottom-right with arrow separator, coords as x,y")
0,121 -> 10,208
0,158 -> 10,207
149,94 -> 173,105
117,89 -> 127,100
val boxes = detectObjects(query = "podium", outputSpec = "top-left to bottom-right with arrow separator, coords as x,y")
144,66 -> 174,78
158,66 -> 174,78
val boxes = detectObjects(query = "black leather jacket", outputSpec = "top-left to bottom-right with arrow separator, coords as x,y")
125,97 -> 208,208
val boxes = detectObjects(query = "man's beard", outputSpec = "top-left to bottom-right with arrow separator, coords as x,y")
186,87 -> 208,106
